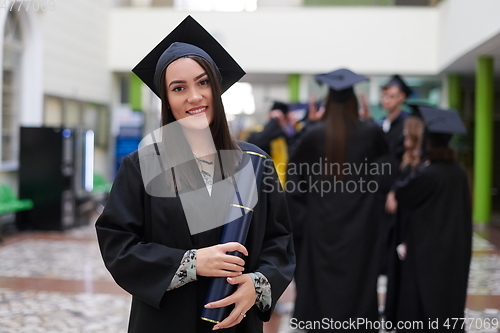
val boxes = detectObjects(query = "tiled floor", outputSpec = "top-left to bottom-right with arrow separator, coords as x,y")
0,217 -> 499,332
0,217 -> 131,333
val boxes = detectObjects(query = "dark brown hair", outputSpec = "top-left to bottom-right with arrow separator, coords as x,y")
401,116 -> 424,170
426,133 -> 456,162
159,55 -> 240,191
321,89 -> 359,178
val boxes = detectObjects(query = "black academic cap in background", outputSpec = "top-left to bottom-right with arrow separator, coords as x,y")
383,74 -> 412,97
132,15 -> 245,97
270,101 -> 289,114
409,104 -> 467,135
315,69 -> 368,102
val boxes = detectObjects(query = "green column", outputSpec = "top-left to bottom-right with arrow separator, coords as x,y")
288,74 -> 300,103
473,56 -> 494,224
130,73 -> 142,112
447,74 -> 462,111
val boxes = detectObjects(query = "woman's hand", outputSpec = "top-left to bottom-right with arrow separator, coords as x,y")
385,191 -> 398,214
358,93 -> 371,120
196,242 -> 248,278
204,274 -> 256,330
396,243 -> 407,260
269,110 -> 287,128
308,95 -> 325,122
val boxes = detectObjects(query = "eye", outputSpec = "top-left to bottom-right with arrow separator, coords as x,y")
172,86 -> 183,92
199,79 -> 210,86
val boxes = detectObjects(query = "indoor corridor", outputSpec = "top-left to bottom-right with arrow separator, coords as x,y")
0,215 -> 498,333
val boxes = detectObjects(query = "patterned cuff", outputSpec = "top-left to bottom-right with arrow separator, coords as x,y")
167,250 -> 197,291
249,272 -> 272,312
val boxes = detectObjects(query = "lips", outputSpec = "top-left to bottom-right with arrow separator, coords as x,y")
186,106 -> 207,115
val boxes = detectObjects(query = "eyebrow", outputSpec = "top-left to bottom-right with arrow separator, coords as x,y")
168,72 -> 207,88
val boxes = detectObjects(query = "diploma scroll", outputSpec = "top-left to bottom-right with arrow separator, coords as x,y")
201,151 -> 267,323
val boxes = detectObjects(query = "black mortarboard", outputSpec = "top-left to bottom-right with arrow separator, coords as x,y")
270,101 -> 289,114
383,74 -> 412,97
132,15 -> 245,97
315,69 -> 368,102
409,104 -> 467,135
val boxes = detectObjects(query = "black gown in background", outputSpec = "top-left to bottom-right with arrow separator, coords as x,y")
95,141 -> 295,333
287,121 -> 387,332
247,119 -> 284,155
383,164 -> 413,324
393,161 -> 472,332
376,111 -> 409,275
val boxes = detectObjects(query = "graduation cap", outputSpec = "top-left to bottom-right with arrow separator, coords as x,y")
314,68 -> 368,102
409,104 -> 467,145
132,15 -> 245,97
270,101 -> 289,114
383,74 -> 412,97
409,105 -> 467,135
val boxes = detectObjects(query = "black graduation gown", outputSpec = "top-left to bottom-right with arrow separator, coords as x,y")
247,119 -> 284,155
392,161 -> 472,332
383,165 -> 413,324
375,111 -> 410,275
287,121 -> 388,332
95,141 -> 295,333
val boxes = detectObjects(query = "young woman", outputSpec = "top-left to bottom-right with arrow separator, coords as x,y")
385,115 -> 425,215
388,107 -> 472,332
383,115 -> 425,323
287,69 -> 387,332
95,16 -> 295,333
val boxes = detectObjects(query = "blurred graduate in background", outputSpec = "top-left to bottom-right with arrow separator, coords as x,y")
360,74 -> 414,276
387,106 -> 472,332
287,69 -> 387,332
247,101 -> 307,187
383,113 -> 425,324
247,101 -> 291,186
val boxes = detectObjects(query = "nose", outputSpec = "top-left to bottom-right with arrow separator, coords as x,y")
187,87 -> 202,104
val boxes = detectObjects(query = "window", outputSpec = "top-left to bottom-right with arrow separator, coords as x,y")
119,74 -> 129,105
44,96 -> 63,127
96,105 -> 110,148
63,100 -> 81,127
2,10 -> 23,169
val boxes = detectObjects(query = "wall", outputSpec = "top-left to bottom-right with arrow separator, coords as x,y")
108,7 -> 439,75
438,0 -> 500,72
41,0 -> 111,104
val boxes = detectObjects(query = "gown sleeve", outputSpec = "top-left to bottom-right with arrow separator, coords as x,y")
373,122 -> 389,157
167,250 -> 197,291
394,164 -> 435,210
95,154 -> 186,309
247,119 -> 285,153
253,158 -> 296,322
249,272 -> 272,311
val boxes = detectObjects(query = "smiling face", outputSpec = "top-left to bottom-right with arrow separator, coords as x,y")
165,57 -> 213,129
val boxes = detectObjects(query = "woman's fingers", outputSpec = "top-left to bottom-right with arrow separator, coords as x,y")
205,293 -> 235,309
196,243 -> 247,277
213,308 -> 245,330
219,242 -> 248,257
226,275 -> 247,285
221,262 -> 245,272
225,254 -> 245,267
208,275 -> 255,330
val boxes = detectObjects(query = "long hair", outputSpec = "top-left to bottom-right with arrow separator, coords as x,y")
158,55 -> 240,191
401,116 -> 424,170
426,133 -> 456,162
321,89 -> 359,178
